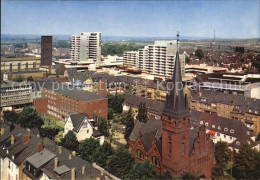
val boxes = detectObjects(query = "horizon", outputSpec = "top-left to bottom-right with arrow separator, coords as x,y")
1,0 -> 260,39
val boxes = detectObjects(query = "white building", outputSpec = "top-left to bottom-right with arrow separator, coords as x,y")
63,114 -> 104,144
123,40 -> 186,77
71,32 -> 101,65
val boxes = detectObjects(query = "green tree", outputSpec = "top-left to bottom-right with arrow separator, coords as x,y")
13,75 -> 25,82
195,49 -> 204,60
59,130 -> 79,151
181,171 -> 204,180
137,102 -> 148,123
39,127 -> 59,140
27,76 -> 34,81
106,147 -> 134,178
3,111 -> 19,124
78,137 -> 100,162
92,141 -> 114,167
95,115 -> 109,136
124,108 -> 134,140
108,108 -> 114,120
158,170 -> 176,179
235,46 -> 244,53
185,55 -> 190,64
125,160 -> 156,180
19,106 -> 44,129
233,143 -> 260,179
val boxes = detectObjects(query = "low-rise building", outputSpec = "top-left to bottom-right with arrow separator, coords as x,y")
63,113 -> 104,143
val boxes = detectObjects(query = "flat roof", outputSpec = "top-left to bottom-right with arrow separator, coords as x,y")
2,57 -> 41,61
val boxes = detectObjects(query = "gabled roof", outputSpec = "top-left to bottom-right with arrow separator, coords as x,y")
27,148 -> 56,168
69,113 -> 88,133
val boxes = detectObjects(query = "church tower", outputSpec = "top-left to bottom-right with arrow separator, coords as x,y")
161,32 -> 191,175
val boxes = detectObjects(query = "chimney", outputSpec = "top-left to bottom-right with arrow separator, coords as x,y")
92,162 -> 97,168
199,91 -> 202,97
71,168 -> 75,180
38,142 -> 44,152
100,170 -> 104,176
23,135 -> 31,144
58,146 -> 62,154
54,157 -> 58,169
82,165 -> 85,175
11,135 -> 15,145
69,154 -> 72,160
72,151 -> 76,156
1,127 -> 5,135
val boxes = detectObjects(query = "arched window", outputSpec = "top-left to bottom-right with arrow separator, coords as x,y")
168,136 -> 172,157
136,149 -> 144,159
151,156 -> 160,167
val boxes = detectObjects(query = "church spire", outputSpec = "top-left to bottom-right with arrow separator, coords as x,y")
163,32 -> 190,118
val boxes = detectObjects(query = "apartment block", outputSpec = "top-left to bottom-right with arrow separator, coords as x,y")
34,82 -> 107,121
71,32 -> 101,65
123,40 -> 186,77
0,80 -> 32,108
41,36 -> 53,66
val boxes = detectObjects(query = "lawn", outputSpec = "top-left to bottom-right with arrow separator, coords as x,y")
41,115 -> 64,142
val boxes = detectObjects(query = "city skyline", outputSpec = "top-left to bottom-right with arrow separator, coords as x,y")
1,0 -> 259,39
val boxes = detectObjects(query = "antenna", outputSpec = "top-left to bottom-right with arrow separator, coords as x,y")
177,31 -> 180,50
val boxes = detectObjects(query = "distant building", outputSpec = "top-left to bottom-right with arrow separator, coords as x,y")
123,40 -> 186,77
33,82 -> 108,121
71,32 -> 101,65
41,36 -> 53,66
0,80 -> 32,108
63,113 -> 104,143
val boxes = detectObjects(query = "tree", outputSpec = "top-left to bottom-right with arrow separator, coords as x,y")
233,143 -> 260,179
95,115 -> 109,137
39,128 -> 59,140
92,141 -> 114,167
78,137 -> 100,162
107,93 -> 125,114
137,102 -> 148,123
157,170 -> 175,179
108,108 -> 114,120
195,49 -> 204,60
125,160 -> 156,180
181,171 -> 204,180
213,141 -> 231,178
106,147 -> 134,178
124,108 -> 134,140
13,75 -> 25,82
185,55 -> 190,64
27,76 -> 34,82
59,130 -> 79,151
19,106 -> 44,129
3,111 -> 19,124
235,46 -> 244,53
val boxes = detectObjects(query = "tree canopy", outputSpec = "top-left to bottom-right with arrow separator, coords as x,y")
3,111 -> 19,124
92,141 -> 114,167
124,108 -> 135,140
59,130 -> 79,151
195,49 -> 204,60
137,102 -> 148,123
101,42 -> 144,56
39,127 -> 59,140
13,75 -> 25,82
78,137 -> 100,162
19,106 -> 44,129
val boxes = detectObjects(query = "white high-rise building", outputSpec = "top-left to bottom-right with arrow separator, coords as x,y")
123,40 -> 186,77
71,32 -> 101,65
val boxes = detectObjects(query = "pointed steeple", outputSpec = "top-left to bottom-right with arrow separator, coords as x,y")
163,32 -> 190,118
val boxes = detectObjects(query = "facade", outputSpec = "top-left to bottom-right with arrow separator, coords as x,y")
1,57 -> 41,76
190,90 -> 260,135
63,113 -> 104,143
0,123 -> 118,180
123,40 -> 186,77
71,32 -> 101,65
33,82 -> 108,121
41,36 -> 53,66
128,44 -> 215,178
1,80 -> 32,108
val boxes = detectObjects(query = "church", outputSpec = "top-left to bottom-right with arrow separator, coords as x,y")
128,34 -> 215,178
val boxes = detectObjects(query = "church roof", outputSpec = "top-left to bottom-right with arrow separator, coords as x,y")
163,48 -> 190,118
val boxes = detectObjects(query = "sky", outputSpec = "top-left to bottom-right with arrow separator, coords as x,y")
1,0 -> 260,39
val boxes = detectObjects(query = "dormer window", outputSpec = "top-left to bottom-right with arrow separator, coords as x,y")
212,124 -> 215,128
247,131 -> 250,135
224,128 -> 228,132
205,122 -> 208,126
236,141 -> 240,145
249,109 -> 252,113
218,126 -> 221,130
255,111 -> 258,114
230,129 -> 234,133
200,121 -> 203,125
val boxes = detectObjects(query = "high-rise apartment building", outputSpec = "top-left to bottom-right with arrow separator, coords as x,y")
123,40 -> 186,77
41,36 -> 52,66
71,32 -> 101,65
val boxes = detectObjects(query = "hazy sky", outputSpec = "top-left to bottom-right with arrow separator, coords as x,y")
1,0 -> 259,38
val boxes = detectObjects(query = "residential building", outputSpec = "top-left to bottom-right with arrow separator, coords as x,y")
71,32 -> 101,65
33,82 -> 108,121
63,113 -> 104,143
123,40 -> 186,77
190,90 -> 260,134
128,42 -> 215,178
0,123 -> 119,180
0,80 -> 32,108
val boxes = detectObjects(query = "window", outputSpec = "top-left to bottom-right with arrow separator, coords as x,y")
168,136 -> 172,157
224,128 -> 228,132
212,124 -> 215,128
200,121 -> 203,125
205,122 -> 208,126
230,129 -> 234,133
151,156 -> 160,167
136,149 -> 144,159
218,126 -> 221,130
236,141 -> 240,145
